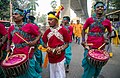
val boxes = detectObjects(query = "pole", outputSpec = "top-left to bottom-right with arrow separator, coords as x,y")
10,0 -> 12,23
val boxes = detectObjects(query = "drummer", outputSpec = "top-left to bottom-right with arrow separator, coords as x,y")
0,22 -> 8,78
6,8 -> 42,78
81,1 -> 112,78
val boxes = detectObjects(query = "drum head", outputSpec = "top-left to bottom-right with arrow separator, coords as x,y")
88,49 -> 110,61
1,54 -> 27,67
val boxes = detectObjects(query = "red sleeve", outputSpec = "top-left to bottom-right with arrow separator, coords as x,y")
62,28 -> 70,43
42,29 -> 49,44
106,20 -> 112,33
69,26 -> 73,36
0,23 -> 7,36
30,24 -> 40,36
102,19 -> 112,33
83,18 -> 91,30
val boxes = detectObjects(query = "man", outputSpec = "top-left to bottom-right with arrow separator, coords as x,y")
6,8 -> 42,78
74,20 -> 83,44
27,15 -> 36,24
27,15 -> 43,73
62,16 -> 73,73
81,1 -> 112,78
0,22 -> 8,78
42,11 -> 70,78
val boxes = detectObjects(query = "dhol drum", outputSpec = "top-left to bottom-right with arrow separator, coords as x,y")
87,49 -> 110,68
1,54 -> 29,77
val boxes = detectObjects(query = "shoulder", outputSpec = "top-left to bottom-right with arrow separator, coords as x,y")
104,19 -> 111,23
87,17 -> 93,21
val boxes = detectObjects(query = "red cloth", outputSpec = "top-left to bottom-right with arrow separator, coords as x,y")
62,25 -> 73,43
42,27 -> 70,63
0,23 -> 7,50
83,17 -> 112,49
8,23 -> 40,58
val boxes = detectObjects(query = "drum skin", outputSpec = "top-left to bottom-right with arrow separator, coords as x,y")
87,49 -> 110,68
1,54 -> 29,77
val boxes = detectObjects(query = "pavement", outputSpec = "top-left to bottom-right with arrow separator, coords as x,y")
41,40 -> 120,78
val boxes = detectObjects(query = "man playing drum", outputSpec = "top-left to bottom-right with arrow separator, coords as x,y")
81,1 -> 112,78
42,8 -> 70,78
6,8 -> 42,78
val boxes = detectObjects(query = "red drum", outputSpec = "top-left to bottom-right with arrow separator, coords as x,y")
1,54 -> 29,77
87,49 -> 110,67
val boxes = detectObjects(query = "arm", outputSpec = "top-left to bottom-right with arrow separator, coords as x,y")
28,33 -> 42,46
81,29 -> 86,47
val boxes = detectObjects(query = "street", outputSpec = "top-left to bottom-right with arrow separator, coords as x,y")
41,40 -> 120,78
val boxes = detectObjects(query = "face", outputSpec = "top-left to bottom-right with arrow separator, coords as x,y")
77,20 -> 80,24
12,13 -> 24,22
63,18 -> 69,25
48,18 -> 57,27
95,4 -> 104,15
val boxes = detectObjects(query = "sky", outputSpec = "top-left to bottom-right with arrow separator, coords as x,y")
36,0 -> 92,18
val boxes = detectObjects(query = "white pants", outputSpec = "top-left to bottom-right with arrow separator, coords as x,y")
50,59 -> 66,78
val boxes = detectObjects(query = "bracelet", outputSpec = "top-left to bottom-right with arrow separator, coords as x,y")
60,46 -> 64,51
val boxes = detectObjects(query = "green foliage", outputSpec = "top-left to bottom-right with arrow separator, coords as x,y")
0,0 -> 10,20
39,14 -> 47,23
107,0 -> 120,13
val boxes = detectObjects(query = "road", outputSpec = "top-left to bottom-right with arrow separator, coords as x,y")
41,40 -> 120,78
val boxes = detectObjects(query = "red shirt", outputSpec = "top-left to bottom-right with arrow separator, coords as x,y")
62,25 -> 73,42
83,17 -> 112,49
42,27 -> 70,63
0,23 -> 7,50
8,23 -> 40,58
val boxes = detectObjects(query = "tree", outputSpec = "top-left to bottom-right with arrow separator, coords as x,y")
107,0 -> 120,13
39,14 -> 47,25
27,0 -> 39,16
0,0 -> 10,20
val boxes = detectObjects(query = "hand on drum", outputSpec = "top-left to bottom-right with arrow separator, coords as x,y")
104,39 -> 109,45
81,42 -> 93,50
28,41 -> 37,46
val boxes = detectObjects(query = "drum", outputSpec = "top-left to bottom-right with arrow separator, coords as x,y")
87,49 -> 110,67
1,54 -> 29,77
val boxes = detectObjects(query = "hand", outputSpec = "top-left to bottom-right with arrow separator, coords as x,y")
28,41 -> 37,46
55,47 -> 63,55
104,39 -> 109,45
46,47 -> 52,53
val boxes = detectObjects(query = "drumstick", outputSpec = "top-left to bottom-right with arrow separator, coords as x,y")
15,33 -> 29,44
85,43 -> 93,46
5,52 -> 10,61
98,43 -> 106,50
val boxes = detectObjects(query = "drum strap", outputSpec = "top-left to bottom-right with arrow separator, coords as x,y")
11,23 -> 35,41
14,42 -> 28,48
88,17 -> 106,37
11,23 -> 35,48
47,26 -> 64,42
88,32 -> 104,37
